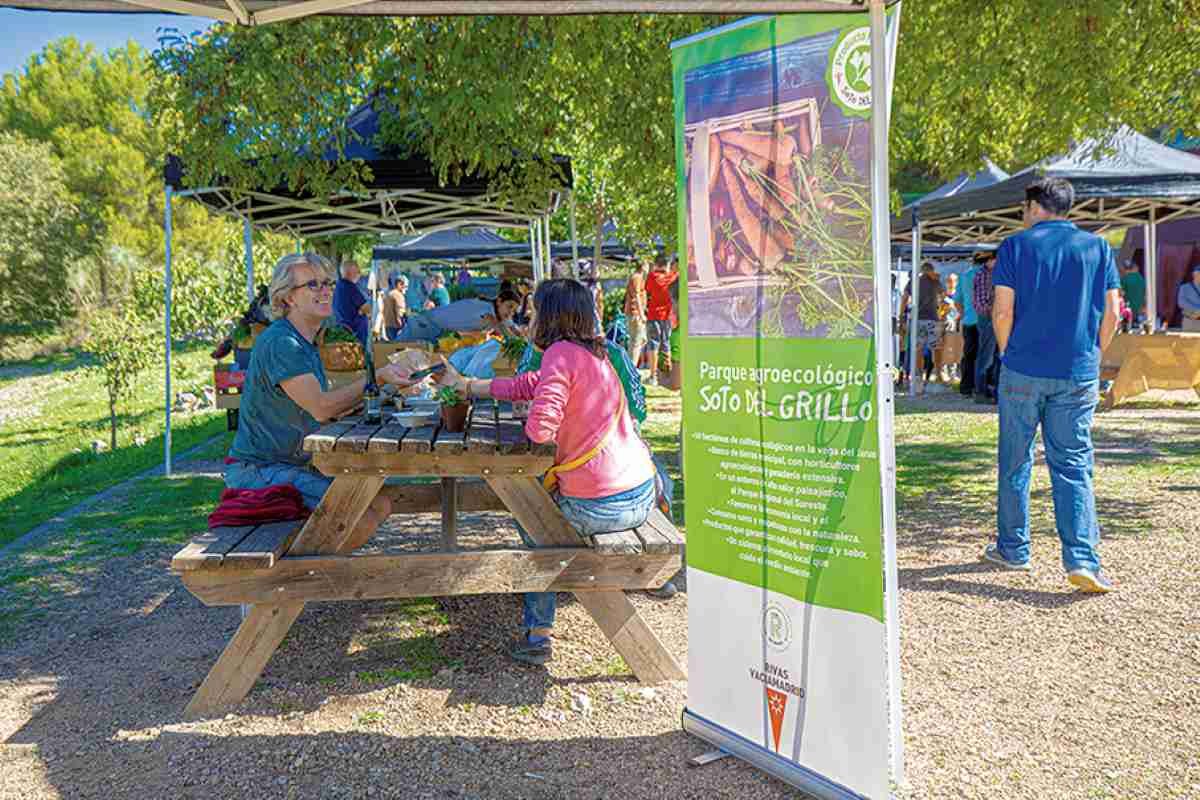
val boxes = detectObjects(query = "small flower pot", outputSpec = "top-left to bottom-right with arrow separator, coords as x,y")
440,401 -> 470,433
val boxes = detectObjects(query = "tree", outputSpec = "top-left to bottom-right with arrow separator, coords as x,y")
86,305 -> 159,451
1,38 -> 247,309
150,8 -> 1200,246
892,0 -> 1200,182
0,131 -> 83,334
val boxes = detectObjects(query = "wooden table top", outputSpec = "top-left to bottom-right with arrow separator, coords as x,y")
302,398 -> 555,459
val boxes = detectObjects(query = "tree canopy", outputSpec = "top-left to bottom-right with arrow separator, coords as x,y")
119,7 -> 1200,253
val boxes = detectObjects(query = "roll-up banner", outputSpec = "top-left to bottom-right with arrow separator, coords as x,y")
672,9 -> 902,799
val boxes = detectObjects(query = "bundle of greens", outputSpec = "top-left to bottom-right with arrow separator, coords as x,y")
499,335 -> 528,363
436,386 -> 465,407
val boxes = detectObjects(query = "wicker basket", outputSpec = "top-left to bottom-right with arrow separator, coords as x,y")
317,328 -> 365,372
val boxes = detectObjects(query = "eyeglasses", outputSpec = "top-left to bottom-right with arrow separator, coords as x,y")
298,279 -> 336,292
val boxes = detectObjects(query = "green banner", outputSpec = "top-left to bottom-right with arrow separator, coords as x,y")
675,11 -> 899,798
685,338 -> 883,622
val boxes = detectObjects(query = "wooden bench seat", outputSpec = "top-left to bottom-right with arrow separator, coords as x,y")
171,521 -> 303,573
173,507 -> 684,608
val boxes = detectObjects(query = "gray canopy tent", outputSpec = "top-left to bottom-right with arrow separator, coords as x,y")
891,161 -> 1010,394
893,127 -> 1200,392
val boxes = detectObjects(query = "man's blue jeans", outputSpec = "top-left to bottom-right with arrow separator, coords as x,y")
975,317 -> 998,396
996,366 -> 1101,572
519,478 -> 656,631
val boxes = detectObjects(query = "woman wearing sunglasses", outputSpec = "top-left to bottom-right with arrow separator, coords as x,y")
225,253 -> 419,549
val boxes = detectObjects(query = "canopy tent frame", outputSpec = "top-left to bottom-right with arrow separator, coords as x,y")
161,158 -> 573,474
893,128 -> 1200,332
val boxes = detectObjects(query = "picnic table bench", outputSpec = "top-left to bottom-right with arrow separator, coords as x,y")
1100,331 -> 1200,408
171,399 -> 685,718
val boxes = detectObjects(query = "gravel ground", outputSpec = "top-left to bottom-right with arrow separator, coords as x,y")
1,394 -> 1198,799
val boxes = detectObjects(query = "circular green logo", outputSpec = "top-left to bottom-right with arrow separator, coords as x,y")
826,26 -> 873,119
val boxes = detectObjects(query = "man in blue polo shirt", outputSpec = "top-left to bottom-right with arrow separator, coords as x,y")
985,177 -> 1120,593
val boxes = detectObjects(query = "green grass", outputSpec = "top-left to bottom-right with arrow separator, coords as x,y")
353,598 -> 455,684
0,345 -> 226,546
0,472 -> 222,641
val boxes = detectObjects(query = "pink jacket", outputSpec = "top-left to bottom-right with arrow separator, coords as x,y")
491,341 -> 655,499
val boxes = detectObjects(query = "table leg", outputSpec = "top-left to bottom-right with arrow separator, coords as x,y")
441,477 -> 458,551
485,475 -> 685,683
184,476 -> 383,718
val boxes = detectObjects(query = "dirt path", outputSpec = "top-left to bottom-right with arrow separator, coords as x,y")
0,398 -> 1197,799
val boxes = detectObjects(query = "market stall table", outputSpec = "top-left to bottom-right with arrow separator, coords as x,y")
1100,331 -> 1200,407
171,399 -> 685,717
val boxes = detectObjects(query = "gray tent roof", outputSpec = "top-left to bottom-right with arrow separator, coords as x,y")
372,227 -> 528,262
893,159 -> 1009,232
896,127 -> 1200,245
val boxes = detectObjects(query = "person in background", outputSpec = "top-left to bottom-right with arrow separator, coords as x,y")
513,277 -> 535,328
457,266 -> 472,287
973,252 -> 999,403
405,271 -> 429,315
933,272 -> 959,382
900,261 -> 944,396
1178,263 -> 1200,332
399,289 -> 522,342
1117,289 -> 1134,333
437,279 -> 656,665
645,254 -> 679,384
426,274 -> 451,309
383,272 -> 408,340
1120,260 -> 1147,326
987,177 -> 1119,592
624,260 -> 649,367
955,255 -> 981,396
332,259 -> 370,345
226,253 -> 419,547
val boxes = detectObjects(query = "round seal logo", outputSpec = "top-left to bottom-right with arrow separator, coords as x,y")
763,603 -> 792,652
826,26 -> 873,119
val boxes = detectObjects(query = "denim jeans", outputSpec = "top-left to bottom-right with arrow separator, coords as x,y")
224,460 -> 332,510
520,478 -> 657,631
996,367 -> 1101,572
975,317 -> 998,396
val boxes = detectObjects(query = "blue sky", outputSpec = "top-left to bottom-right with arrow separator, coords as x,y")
0,9 -> 212,77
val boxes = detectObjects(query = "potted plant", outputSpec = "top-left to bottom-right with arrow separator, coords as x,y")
317,325 -> 365,372
437,385 -> 470,432
492,335 -> 527,377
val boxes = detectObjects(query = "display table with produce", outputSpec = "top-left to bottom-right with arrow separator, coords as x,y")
170,399 -> 685,717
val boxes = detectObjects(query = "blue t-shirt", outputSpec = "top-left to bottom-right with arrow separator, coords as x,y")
405,276 -> 428,312
430,287 -> 451,307
229,318 -> 328,467
333,277 -> 368,344
954,266 -> 978,326
993,220 -> 1119,382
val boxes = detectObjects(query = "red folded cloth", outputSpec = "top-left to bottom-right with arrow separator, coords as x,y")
208,485 -> 311,529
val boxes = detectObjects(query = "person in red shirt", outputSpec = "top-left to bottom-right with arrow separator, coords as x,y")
644,254 -> 679,383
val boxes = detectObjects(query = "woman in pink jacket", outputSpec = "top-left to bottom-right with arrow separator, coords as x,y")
439,278 -> 656,665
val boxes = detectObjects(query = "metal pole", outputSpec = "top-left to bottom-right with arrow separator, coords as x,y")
569,190 -> 581,278
908,219 -> 921,396
1144,209 -> 1158,330
544,215 -> 553,278
243,217 -> 254,303
869,0 -> 904,787
163,184 -> 174,478
528,221 -> 539,282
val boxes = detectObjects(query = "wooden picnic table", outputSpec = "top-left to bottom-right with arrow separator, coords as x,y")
172,399 -> 685,718
1100,331 -> 1200,407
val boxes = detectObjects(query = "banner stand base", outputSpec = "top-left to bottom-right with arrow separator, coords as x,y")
682,709 -> 867,800
688,749 -> 732,767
